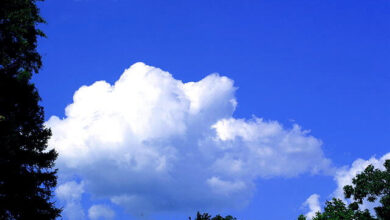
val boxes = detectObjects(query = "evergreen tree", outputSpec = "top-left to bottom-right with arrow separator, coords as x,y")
0,0 -> 61,219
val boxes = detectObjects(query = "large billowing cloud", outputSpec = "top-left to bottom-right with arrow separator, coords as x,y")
47,62 -> 330,216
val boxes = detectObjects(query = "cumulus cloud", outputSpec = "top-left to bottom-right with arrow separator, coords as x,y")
56,181 -> 86,220
302,194 -> 321,219
88,205 -> 115,220
47,62 -> 330,215
211,118 -> 329,178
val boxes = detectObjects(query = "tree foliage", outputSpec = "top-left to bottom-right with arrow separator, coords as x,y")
309,199 -> 374,220
344,160 -> 390,219
191,212 -> 237,220
0,0 -> 61,219
298,160 -> 390,220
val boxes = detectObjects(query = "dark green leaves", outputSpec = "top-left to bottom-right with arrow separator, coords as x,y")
343,161 -> 390,219
193,212 -> 237,220
298,160 -> 390,220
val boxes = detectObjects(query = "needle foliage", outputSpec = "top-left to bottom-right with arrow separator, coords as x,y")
0,0 -> 61,219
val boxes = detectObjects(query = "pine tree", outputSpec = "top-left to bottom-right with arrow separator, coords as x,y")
0,0 -> 61,218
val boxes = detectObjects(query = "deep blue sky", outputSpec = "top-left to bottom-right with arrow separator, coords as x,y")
35,0 -> 389,219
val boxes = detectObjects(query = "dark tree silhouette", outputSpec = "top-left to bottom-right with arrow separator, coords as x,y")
192,212 -> 237,220
344,160 -> 390,219
310,199 -> 374,220
0,0 -> 61,219
298,160 -> 390,220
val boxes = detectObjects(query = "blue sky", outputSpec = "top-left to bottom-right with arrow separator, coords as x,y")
34,0 -> 390,219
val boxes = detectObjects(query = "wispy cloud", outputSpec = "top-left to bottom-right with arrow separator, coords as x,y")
56,181 -> 86,220
88,205 -> 115,220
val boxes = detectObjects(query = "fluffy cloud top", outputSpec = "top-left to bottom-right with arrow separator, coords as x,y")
48,62 -> 330,215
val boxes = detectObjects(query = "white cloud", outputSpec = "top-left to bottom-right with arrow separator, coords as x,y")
88,205 -> 115,220
56,181 -> 86,220
211,118 -> 330,178
302,194 -> 321,219
206,176 -> 246,195
48,62 -> 330,215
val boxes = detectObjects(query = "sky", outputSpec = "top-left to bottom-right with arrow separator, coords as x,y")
33,0 -> 390,219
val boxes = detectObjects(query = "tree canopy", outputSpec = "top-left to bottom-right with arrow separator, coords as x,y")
191,212 -> 237,220
299,159 -> 390,220
344,160 -> 390,219
0,0 -> 61,219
